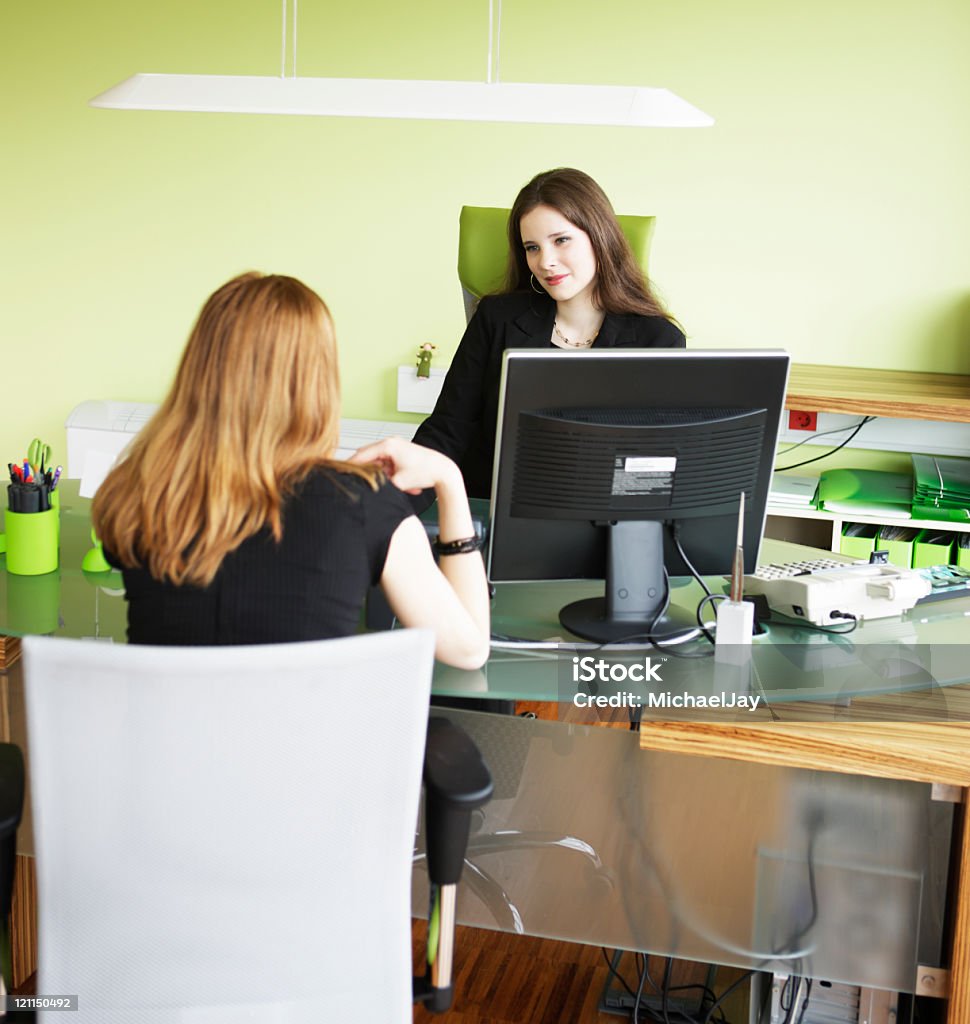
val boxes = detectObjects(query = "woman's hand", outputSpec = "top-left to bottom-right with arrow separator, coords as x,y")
350,437 -> 462,496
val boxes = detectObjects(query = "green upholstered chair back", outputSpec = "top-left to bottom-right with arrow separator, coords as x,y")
457,205 -> 656,321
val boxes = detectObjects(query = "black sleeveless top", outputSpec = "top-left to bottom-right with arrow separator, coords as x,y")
106,470 -> 414,645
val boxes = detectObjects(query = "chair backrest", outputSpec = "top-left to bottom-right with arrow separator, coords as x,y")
457,205 -> 657,321
23,629 -> 435,1023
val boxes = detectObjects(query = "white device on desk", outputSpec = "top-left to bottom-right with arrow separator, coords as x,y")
66,402 -> 415,489
745,559 -> 932,625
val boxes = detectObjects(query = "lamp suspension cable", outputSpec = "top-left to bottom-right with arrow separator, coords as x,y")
280,0 -> 298,78
486,0 -> 502,85
281,0 -> 287,78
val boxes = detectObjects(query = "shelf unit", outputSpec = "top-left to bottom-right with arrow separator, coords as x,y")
770,364 -> 970,552
765,504 -> 970,553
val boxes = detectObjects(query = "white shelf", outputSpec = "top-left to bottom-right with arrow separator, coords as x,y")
767,504 -> 970,533
766,502 -> 970,555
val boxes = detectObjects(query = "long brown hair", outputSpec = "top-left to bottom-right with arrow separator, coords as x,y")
503,167 -> 671,319
93,272 -> 378,586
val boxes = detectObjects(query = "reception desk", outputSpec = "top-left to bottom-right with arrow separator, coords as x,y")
3,482 -> 970,1019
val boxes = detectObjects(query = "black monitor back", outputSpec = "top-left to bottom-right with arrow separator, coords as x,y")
488,349 -> 790,583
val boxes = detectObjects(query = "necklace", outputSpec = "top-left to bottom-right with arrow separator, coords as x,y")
553,320 -> 599,348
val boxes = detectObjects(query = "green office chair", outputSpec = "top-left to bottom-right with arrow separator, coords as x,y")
457,205 -> 657,322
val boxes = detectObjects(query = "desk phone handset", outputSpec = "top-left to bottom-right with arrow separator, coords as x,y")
744,558 -> 931,626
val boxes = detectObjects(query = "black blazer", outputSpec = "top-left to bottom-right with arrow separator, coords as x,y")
412,292 -> 686,501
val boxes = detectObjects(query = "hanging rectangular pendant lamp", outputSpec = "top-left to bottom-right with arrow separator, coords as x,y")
89,1 -> 714,128
90,74 -> 713,127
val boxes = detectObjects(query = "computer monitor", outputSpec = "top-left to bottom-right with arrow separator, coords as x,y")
487,349 -> 790,642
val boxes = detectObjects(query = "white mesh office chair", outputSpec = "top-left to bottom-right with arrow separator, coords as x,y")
22,631 -> 491,1023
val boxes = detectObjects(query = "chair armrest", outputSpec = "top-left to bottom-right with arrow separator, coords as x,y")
0,743 -> 24,922
423,715 -> 493,887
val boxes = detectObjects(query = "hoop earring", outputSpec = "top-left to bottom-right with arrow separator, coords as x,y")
530,273 -> 545,295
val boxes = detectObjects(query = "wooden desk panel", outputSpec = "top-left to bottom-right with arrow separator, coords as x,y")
639,718 -> 970,1024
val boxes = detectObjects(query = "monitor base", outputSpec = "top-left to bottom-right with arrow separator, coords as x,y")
559,598 -> 697,644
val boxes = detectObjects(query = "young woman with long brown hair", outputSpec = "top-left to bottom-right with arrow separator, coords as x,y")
93,272 -> 489,668
412,167 -> 685,501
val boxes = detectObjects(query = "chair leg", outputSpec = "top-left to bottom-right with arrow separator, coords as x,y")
413,882 -> 457,1014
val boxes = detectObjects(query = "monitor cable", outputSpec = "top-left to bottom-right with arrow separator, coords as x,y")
670,524 -> 721,647
776,416 -> 872,458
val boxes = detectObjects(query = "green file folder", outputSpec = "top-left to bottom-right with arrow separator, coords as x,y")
818,469 -> 913,518
912,454 -> 970,508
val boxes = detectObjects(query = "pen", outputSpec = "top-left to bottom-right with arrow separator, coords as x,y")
730,491 -> 745,602
50,466 -> 62,491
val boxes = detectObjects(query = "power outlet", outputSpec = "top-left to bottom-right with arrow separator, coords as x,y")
787,410 -> 818,431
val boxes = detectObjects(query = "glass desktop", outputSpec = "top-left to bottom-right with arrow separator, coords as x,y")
3,480 -> 970,719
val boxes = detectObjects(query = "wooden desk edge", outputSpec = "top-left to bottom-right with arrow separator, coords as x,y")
638,721 -> 970,786
0,636 -> 22,671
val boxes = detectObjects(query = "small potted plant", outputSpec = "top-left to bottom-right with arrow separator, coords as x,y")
416,342 -> 436,379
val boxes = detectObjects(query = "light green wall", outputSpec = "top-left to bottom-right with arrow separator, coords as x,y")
4,0 -> 970,467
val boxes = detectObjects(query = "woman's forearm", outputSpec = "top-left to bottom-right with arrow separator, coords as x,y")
433,466 -> 490,648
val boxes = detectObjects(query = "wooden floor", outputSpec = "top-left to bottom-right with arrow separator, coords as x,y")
412,921 -> 751,1023
16,927 -> 744,1022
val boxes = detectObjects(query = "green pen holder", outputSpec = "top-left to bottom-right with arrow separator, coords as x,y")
1,507 -> 59,575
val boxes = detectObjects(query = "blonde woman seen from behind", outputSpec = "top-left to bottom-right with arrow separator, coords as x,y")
93,272 -> 489,669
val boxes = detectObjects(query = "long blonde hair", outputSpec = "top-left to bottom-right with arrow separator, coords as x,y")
93,272 -> 377,586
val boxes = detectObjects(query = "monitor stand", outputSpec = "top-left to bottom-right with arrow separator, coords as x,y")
558,521 -> 696,643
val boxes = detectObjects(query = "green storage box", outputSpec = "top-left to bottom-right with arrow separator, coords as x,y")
840,522 -> 878,560
913,530 -> 955,569
876,526 -> 918,569
955,535 -> 970,569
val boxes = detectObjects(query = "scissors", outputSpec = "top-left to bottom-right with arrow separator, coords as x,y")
28,437 -> 52,475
